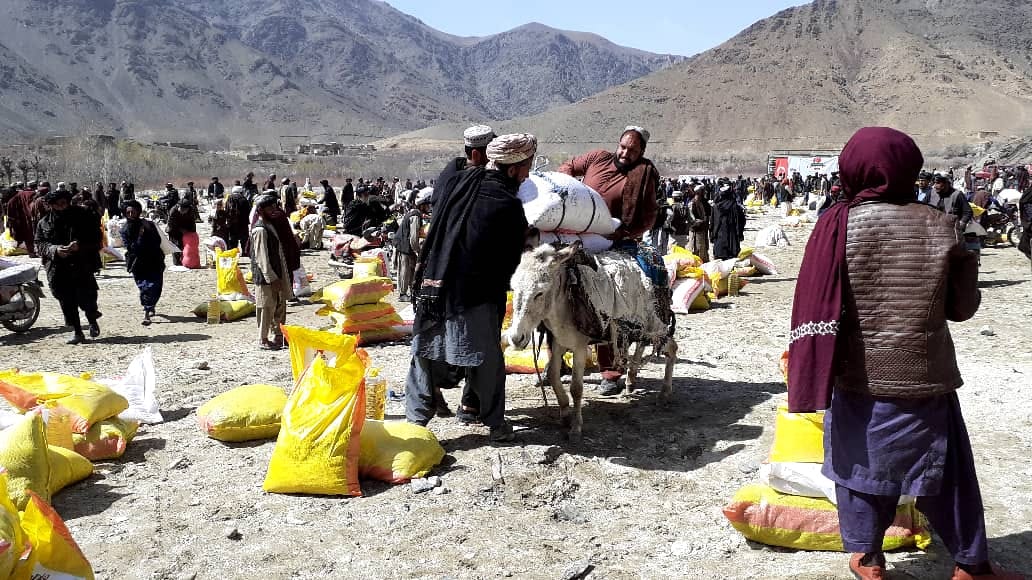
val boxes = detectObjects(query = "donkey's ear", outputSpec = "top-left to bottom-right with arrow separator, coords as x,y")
555,240 -> 583,264
524,227 -> 541,252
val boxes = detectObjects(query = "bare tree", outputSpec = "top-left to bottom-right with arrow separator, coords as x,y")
16,159 -> 30,184
31,155 -> 46,181
0,157 -> 12,184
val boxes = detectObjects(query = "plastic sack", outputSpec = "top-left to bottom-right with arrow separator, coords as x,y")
282,326 -> 360,382
0,371 -> 128,434
504,345 -> 550,375
749,252 -> 778,275
197,385 -> 287,442
723,484 -> 931,552
181,231 -> 201,269
0,473 -> 25,580
354,255 -> 388,279
192,300 -> 256,322
47,446 -> 93,497
0,228 -> 27,257
317,302 -> 395,323
215,248 -> 252,301
42,408 -> 74,451
671,277 -> 708,315
97,348 -> 163,424
315,277 -> 393,310
755,225 -> 790,248
292,267 -> 312,298
518,172 -> 617,235
156,225 -> 180,256
0,413 -> 51,510
263,355 -> 366,497
334,312 -> 403,334
16,492 -> 95,580
537,232 -> 612,254
358,420 -> 445,484
769,405 -> 825,464
72,418 -> 139,461
357,327 -> 409,346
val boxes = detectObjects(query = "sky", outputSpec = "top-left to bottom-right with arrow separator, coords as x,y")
383,0 -> 810,56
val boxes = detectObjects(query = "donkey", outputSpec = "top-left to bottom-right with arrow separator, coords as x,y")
506,242 -> 678,440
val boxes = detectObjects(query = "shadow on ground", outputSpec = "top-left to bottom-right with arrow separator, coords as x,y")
443,377 -> 782,472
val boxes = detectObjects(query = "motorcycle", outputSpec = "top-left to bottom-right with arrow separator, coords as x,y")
0,263 -> 45,333
981,204 -> 1022,247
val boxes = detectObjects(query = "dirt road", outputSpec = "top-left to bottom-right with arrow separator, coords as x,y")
1,210 -> 1029,579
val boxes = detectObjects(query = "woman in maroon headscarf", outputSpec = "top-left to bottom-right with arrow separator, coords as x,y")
787,128 -> 1020,580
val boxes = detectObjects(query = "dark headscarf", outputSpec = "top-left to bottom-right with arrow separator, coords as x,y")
787,127 -> 923,412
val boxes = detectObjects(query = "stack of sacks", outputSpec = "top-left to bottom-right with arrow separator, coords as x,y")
98,216 -> 125,266
500,292 -> 545,374
191,248 -> 256,322
723,356 -> 931,552
519,171 -> 619,253
0,222 -> 27,256
733,247 -> 779,277
312,277 -> 408,345
663,246 -> 712,313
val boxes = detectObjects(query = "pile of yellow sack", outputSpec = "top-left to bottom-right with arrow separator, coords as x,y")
665,246 -> 780,313
191,327 -> 444,496
723,360 -> 932,552
312,276 -> 411,346
0,221 -> 26,257
0,365 -> 165,579
191,248 -> 256,322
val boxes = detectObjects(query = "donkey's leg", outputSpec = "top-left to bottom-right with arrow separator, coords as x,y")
660,339 -> 678,402
548,345 -> 571,427
569,346 -> 587,442
625,342 -> 646,392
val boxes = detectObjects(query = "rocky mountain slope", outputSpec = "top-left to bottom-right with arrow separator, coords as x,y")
395,0 -> 1032,165
0,0 -> 680,146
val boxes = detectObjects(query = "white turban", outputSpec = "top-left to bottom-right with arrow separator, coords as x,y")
463,125 -> 495,148
623,125 -> 651,144
486,133 -> 538,169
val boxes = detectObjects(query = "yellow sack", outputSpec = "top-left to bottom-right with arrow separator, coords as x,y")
503,345 -> 550,375
263,355 -> 366,497
44,408 -> 75,451
282,326 -> 361,382
336,312 -> 403,334
666,245 -> 702,276
0,473 -> 25,580
47,446 -> 93,496
15,492 -> 94,580
0,413 -> 51,510
358,420 -> 445,484
770,197 -> 779,208
723,484 -> 931,552
191,299 -> 256,322
197,385 -> 287,442
0,228 -> 27,257
0,371 -> 128,434
356,327 -> 409,346
72,418 -> 139,461
315,277 -> 393,310
316,302 -> 395,322
769,405 -> 825,464
970,203 -> 986,218
502,292 -> 514,331
215,248 -> 252,300
737,247 -> 755,260
353,256 -> 388,279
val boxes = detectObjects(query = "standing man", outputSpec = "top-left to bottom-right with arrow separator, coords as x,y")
406,134 -> 535,442
340,177 -> 355,207
788,127 -> 1021,580
225,185 -> 252,252
250,195 -> 291,350
280,178 -> 298,215
208,176 -> 225,202
5,184 -> 38,257
318,179 -> 340,225
396,189 -> 430,301
105,182 -> 121,218
557,126 -> 660,396
435,125 -> 495,211
35,187 -> 103,344
687,185 -> 712,262
916,171 -> 934,204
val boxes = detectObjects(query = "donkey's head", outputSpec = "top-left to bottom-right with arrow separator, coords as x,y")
507,242 -> 582,349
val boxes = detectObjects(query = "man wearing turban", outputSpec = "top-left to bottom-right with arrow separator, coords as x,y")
558,126 -> 662,396
406,133 -> 536,443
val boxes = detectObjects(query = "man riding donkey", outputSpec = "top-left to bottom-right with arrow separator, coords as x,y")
558,126 -> 666,396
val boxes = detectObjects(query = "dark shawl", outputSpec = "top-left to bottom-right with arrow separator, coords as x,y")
710,188 -> 745,259
267,208 -> 302,272
121,218 -> 165,277
788,127 -> 923,413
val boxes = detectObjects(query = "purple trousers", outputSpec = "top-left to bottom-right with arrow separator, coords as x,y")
833,393 -> 989,565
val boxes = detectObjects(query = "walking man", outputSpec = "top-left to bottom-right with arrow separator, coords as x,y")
250,196 -> 291,350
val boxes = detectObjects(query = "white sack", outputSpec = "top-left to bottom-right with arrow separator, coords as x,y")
755,225 -> 790,248
538,232 -> 613,254
518,171 -> 617,235
99,347 -> 164,424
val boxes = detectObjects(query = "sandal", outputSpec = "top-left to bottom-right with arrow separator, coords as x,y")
456,405 -> 480,425
489,423 -> 516,443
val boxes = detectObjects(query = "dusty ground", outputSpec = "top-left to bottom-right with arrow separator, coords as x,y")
1,207 -> 1030,580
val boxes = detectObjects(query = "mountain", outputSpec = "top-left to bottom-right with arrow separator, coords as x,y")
0,0 -> 681,146
395,0 -> 1032,167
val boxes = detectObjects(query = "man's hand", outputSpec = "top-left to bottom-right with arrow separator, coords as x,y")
67,240 -> 80,254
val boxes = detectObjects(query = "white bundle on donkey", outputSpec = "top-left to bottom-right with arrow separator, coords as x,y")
519,172 -> 618,253
506,242 -> 676,440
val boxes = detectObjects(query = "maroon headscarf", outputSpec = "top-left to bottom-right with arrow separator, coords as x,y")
787,127 -> 923,412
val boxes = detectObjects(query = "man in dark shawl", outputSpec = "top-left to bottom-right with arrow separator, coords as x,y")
35,187 -> 103,344
340,187 -> 370,236
558,126 -> 660,396
225,185 -> 252,252
121,200 -> 165,325
788,127 -> 1020,580
340,177 -> 355,207
433,125 -> 495,214
405,133 -> 535,443
318,179 -> 340,225
166,199 -> 196,267
105,183 -> 121,218
710,184 -> 746,260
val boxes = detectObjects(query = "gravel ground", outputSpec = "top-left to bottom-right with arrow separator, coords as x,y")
1,208 -> 1030,580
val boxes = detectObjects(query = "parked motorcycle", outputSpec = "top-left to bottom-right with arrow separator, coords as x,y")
981,205 -> 1022,247
0,263 -> 44,333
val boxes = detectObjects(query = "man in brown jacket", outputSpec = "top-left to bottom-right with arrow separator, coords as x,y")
558,126 -> 661,396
